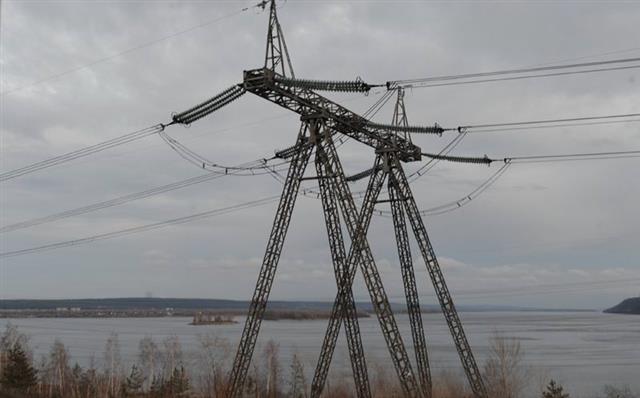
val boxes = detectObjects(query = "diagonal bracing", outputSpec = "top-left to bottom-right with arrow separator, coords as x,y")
314,123 -> 371,398
226,124 -> 313,397
315,129 -> 421,397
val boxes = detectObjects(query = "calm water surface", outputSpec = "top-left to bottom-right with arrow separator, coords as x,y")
2,311 -> 639,397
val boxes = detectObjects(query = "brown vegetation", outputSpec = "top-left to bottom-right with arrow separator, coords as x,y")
1,324 -> 636,398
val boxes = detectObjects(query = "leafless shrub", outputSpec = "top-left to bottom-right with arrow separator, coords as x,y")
322,379 -> 353,398
263,340 -> 282,398
138,335 -> 159,391
483,333 -> 529,398
196,332 -> 232,397
42,339 -> 71,397
432,371 -> 472,398
603,384 -> 637,398
161,336 -> 184,381
287,351 -> 307,398
104,332 -> 123,397
370,363 -> 402,397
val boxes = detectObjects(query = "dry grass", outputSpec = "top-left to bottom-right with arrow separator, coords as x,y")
6,324 -> 621,398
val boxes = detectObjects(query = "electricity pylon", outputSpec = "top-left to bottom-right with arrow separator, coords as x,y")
171,1 -> 487,397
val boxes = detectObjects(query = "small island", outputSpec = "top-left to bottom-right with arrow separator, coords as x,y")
604,297 -> 640,315
190,312 -> 237,325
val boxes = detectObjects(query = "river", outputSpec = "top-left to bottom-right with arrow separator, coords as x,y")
2,311 -> 639,397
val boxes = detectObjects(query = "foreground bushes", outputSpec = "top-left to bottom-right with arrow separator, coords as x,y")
1,324 -> 637,398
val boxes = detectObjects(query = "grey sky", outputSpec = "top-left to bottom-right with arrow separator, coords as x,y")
1,0 -> 639,309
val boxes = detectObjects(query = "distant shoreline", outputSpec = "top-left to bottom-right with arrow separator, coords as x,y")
0,297 -> 597,319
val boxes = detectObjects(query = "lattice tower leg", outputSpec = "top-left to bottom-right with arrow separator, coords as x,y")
388,160 -> 488,398
310,154 -> 386,398
388,173 -> 432,398
314,141 -> 371,398
227,124 -> 313,397
316,133 -> 420,398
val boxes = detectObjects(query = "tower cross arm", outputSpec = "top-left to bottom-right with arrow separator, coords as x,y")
243,68 -> 424,162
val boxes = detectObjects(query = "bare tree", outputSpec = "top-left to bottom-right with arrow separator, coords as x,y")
484,333 -> 529,398
263,340 -> 281,398
138,335 -> 159,391
197,332 -> 232,396
104,332 -> 123,397
603,384 -> 634,398
160,336 -> 184,383
45,339 -> 71,397
288,351 -> 307,398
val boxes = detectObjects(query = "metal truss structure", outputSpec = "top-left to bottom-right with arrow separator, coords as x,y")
173,1 -> 488,397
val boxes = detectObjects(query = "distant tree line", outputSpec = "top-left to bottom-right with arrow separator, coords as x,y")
1,324 -> 637,398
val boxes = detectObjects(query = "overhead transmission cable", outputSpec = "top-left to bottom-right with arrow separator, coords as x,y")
0,195 -> 281,259
503,150 -> 640,164
0,158 -> 289,234
375,162 -> 511,218
463,118 -> 640,134
458,113 -> 640,132
0,124 -> 168,182
1,2 -> 265,96
392,65 -> 640,89
418,149 -> 640,165
0,89 -> 386,232
1,81 -> 252,182
387,56 -> 640,89
158,129 -> 290,175
376,148 -> 640,218
3,150 -> 637,257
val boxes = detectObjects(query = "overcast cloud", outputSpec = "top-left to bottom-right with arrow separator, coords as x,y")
1,0 -> 639,309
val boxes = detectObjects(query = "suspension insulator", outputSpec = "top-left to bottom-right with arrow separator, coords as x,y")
275,76 -> 373,93
422,152 -> 494,165
366,121 -> 445,135
173,85 -> 246,125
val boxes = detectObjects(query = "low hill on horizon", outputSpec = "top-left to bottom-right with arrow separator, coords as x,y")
604,297 -> 640,314
0,297 -> 594,313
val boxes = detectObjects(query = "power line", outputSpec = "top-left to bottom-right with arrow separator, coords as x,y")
375,148 -> 640,218
465,118 -> 640,134
375,162 -> 511,218
0,86 -> 381,184
0,159 -> 289,234
0,195 -> 281,259
158,129 -> 291,175
505,150 -> 640,163
389,56 -> 640,86
401,65 -> 640,89
417,149 -> 640,165
459,113 -> 640,131
1,4 -> 261,96
0,124 -> 168,182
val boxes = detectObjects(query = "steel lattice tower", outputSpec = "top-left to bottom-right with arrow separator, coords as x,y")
171,2 -> 488,397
